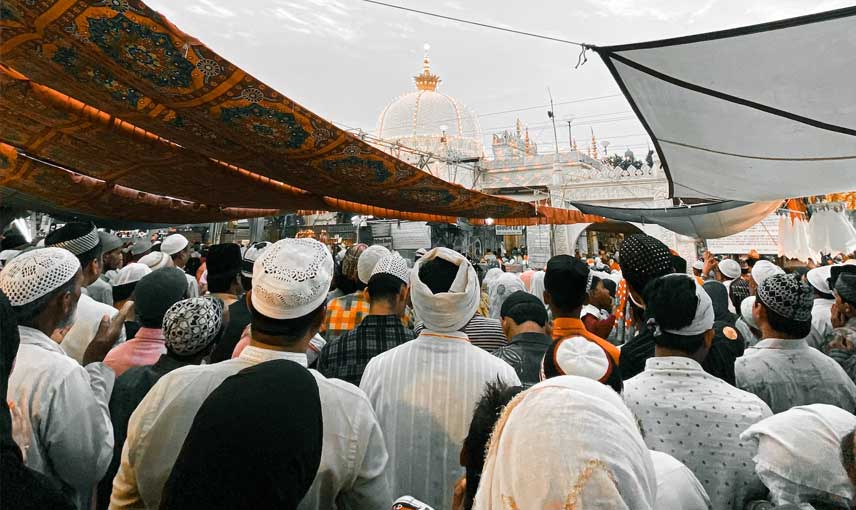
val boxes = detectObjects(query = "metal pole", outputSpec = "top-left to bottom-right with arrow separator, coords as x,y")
566,120 -> 572,150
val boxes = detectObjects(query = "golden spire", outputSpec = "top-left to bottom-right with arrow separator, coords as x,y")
414,43 -> 441,91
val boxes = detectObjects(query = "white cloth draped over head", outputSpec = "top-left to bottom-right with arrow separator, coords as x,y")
650,274 -> 714,336
528,271 -> 546,305
473,376 -> 656,510
488,273 -> 526,319
740,404 -> 856,508
410,247 -> 480,333
482,268 -> 503,294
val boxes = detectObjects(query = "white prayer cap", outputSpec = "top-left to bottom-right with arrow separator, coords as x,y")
113,262 -> 152,286
0,248 -> 81,306
740,404 -> 856,506
357,245 -> 391,284
692,260 -> 704,271
718,259 -> 741,280
139,251 -> 172,271
807,265 -> 834,295
751,260 -> 784,287
370,254 -> 410,285
161,234 -> 189,256
410,247 -> 479,333
541,336 -> 613,383
0,250 -> 20,266
251,238 -> 333,320
741,296 -> 759,329
241,241 -> 271,278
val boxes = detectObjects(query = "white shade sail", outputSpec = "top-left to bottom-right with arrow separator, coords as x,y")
594,6 -> 856,201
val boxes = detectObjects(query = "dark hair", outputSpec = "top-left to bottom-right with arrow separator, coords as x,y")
418,257 -> 459,294
671,254 -> 687,274
240,275 -> 253,292
45,222 -> 103,267
250,303 -> 325,343
759,301 -> 812,339
185,258 -> 202,282
544,255 -> 589,311
462,380 -> 524,510
601,278 -> 617,298
207,272 -> 238,294
841,428 -> 856,481
729,278 -> 751,311
12,275 -> 78,326
588,276 -> 602,295
644,275 -> 706,353
504,302 -> 547,327
367,273 -> 405,303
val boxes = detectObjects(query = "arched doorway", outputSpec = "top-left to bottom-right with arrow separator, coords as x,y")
571,221 -> 644,257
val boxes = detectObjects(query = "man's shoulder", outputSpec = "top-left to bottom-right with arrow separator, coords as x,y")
15,343 -> 79,378
311,370 -> 376,413
79,293 -> 118,317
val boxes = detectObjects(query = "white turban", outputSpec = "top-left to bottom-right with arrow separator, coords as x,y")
751,260 -> 784,287
473,376 -> 656,510
410,247 -> 479,333
357,245 -> 391,284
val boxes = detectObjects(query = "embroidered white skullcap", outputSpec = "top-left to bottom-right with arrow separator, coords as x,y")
370,254 -> 410,285
718,259 -> 741,280
0,250 -> 20,266
113,262 -> 152,286
807,265 -> 834,295
241,241 -> 271,278
542,336 -> 612,383
139,251 -> 172,271
161,234 -> 189,256
0,247 -> 81,306
357,245 -> 391,284
251,238 -> 333,320
692,260 -> 704,271
741,296 -> 759,329
751,260 -> 784,287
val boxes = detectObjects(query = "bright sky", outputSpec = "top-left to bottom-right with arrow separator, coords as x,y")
146,0 -> 851,158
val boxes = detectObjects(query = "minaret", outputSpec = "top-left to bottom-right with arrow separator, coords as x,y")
590,128 -> 598,159
414,43 -> 441,91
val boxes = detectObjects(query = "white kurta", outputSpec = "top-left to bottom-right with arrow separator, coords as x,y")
649,450 -> 710,510
185,273 -> 200,298
624,357 -> 772,510
8,326 -> 115,509
111,347 -> 390,510
736,337 -> 856,414
61,293 -> 126,364
360,331 -> 520,510
807,298 -> 834,349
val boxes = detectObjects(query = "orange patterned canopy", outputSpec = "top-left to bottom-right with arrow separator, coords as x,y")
0,0 -> 601,226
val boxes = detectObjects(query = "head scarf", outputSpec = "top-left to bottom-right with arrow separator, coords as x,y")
740,404 -> 856,508
488,273 -> 526,319
482,268 -> 503,294
528,271 -> 546,305
340,244 -> 367,282
473,376 -> 656,510
618,235 -> 674,293
729,278 -> 751,311
411,247 -> 479,333
160,360 -> 323,510
757,273 -> 813,322
647,275 -> 714,337
703,280 -> 735,323
163,297 -> 225,356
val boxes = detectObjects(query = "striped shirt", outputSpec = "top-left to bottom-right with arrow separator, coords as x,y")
414,314 -> 507,352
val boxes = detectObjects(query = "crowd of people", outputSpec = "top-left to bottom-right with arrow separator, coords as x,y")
3,221 -> 856,510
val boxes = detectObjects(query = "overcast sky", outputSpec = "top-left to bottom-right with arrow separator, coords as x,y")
146,0 -> 852,158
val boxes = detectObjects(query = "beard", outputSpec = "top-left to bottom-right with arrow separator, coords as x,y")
56,300 -> 79,330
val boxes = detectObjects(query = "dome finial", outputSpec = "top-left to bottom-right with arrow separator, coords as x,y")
414,43 -> 441,91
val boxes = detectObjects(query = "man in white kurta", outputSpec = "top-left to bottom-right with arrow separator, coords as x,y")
1,247 -> 116,509
360,248 -> 520,510
805,265 -> 835,349
737,273 -> 856,413
111,238 -> 390,510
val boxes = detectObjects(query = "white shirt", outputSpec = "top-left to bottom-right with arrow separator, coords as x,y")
111,346 -> 390,510
8,326 -> 115,509
360,330 -> 520,510
736,337 -> 856,414
807,298 -> 834,349
649,450 -> 710,510
185,273 -> 200,298
61,293 -> 126,364
624,357 -> 772,510
87,277 -> 114,306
